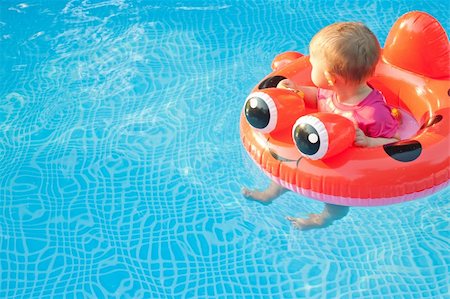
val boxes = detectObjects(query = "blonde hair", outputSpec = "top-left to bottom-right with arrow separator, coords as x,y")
309,22 -> 381,83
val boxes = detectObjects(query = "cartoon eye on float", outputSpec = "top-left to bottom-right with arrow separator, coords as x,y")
244,88 -> 306,134
244,92 -> 278,133
292,113 -> 355,160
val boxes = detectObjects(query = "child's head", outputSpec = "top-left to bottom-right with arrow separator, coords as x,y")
309,22 -> 381,84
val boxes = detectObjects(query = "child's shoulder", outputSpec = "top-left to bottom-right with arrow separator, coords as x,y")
358,89 -> 396,122
360,88 -> 388,107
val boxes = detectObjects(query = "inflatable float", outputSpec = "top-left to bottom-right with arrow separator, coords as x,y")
240,11 -> 450,206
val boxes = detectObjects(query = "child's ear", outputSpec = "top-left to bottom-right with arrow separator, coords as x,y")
324,71 -> 335,86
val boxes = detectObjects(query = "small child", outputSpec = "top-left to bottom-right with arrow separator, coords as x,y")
242,22 -> 399,230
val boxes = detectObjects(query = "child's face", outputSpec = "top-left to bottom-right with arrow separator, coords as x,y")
309,52 -> 330,89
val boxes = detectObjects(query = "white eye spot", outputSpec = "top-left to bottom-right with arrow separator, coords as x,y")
250,98 -> 258,108
308,133 -> 319,144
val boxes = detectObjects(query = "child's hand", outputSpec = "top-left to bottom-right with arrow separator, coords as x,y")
277,79 -> 297,91
277,78 -> 306,100
354,128 -> 370,147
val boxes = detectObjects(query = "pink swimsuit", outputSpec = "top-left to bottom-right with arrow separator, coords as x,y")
317,88 -> 399,138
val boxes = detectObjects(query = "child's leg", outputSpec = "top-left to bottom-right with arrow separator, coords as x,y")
242,180 -> 287,203
286,203 -> 349,230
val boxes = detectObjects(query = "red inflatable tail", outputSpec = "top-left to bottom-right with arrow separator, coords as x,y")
383,11 -> 450,79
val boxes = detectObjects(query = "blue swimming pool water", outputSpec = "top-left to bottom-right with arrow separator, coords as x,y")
1,0 -> 449,298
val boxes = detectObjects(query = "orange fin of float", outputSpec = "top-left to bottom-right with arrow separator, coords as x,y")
383,11 -> 450,79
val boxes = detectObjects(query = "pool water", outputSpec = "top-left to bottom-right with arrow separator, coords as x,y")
1,0 -> 449,298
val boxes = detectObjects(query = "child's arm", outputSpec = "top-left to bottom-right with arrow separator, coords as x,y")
277,79 -> 318,108
354,128 -> 400,147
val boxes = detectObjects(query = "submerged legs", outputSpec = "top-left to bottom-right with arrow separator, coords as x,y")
242,181 -> 349,230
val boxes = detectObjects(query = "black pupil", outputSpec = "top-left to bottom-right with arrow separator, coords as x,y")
245,97 -> 270,129
293,123 -> 320,155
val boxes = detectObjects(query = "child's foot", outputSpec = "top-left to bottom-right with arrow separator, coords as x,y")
286,214 -> 330,231
241,188 -> 273,204
242,182 -> 287,204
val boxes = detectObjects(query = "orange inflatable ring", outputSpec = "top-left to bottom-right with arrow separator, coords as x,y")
240,11 -> 450,206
